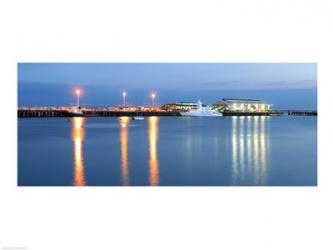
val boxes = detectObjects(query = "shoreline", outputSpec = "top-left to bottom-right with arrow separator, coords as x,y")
17,110 -> 317,118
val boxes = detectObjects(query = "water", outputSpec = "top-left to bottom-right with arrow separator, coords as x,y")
18,116 -> 317,186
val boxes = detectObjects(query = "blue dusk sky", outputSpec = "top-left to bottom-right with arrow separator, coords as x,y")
18,63 -> 317,109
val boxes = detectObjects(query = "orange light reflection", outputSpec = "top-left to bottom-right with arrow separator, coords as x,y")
148,116 -> 159,186
71,117 -> 86,186
118,117 -> 130,185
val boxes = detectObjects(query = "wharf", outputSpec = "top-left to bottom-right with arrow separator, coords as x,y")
222,111 -> 271,116
287,110 -> 317,116
17,110 -> 181,118
17,109 -> 318,118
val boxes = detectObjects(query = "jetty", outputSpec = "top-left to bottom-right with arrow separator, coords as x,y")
287,110 -> 317,116
17,109 -> 181,118
17,107 -> 317,118
222,111 -> 271,116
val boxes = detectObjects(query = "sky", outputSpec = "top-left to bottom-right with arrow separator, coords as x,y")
18,63 -> 317,109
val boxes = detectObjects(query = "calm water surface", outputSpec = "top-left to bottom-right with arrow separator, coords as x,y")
18,116 -> 317,186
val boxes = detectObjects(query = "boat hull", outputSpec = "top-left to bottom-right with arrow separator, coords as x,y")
67,109 -> 84,117
67,113 -> 84,117
132,117 -> 145,120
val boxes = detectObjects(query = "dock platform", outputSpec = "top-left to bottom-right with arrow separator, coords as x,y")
18,110 -> 181,118
287,110 -> 317,116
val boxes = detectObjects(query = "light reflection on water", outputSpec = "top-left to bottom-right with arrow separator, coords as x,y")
118,117 -> 130,185
148,116 -> 159,186
18,116 -> 316,186
70,116 -> 270,186
18,116 -> 317,186
71,117 -> 86,186
117,116 -> 160,186
80,116 -> 161,186
231,116 -> 270,185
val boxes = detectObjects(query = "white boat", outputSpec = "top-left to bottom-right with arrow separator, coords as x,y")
180,100 -> 222,117
68,108 -> 84,116
132,116 -> 145,120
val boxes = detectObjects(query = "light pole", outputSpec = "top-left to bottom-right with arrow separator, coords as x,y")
122,91 -> 127,107
76,89 -> 81,108
151,92 -> 156,107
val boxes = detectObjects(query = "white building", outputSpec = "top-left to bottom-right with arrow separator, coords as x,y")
223,98 -> 271,112
161,102 -> 199,111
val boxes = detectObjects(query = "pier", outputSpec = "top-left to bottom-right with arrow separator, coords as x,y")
17,109 -> 181,118
222,111 -> 271,116
84,110 -> 180,117
287,110 -> 317,116
18,110 -> 69,118
17,108 -> 317,118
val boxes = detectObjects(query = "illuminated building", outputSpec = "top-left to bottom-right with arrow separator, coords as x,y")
215,98 -> 271,113
161,102 -> 199,111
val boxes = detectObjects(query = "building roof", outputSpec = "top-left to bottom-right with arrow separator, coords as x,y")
175,102 -> 198,105
163,102 -> 198,106
222,98 -> 261,103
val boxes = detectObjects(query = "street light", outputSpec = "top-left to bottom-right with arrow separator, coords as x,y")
151,92 -> 156,107
75,89 -> 81,108
122,91 -> 127,106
